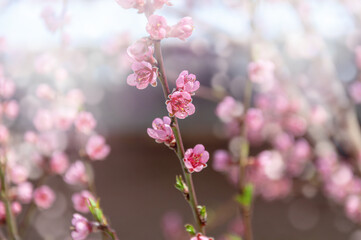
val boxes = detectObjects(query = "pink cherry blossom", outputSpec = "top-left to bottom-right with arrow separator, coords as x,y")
54,108 -> 76,131
0,125 -> 9,143
33,185 -> 55,209
71,213 -> 92,240
0,201 -> 22,220
67,89 -> 85,107
4,100 -> 19,119
146,15 -> 169,40
213,150 -> 233,172
184,144 -> 209,173
64,161 -> 88,185
284,115 -> 307,136
50,151 -> 69,174
11,202 -> 22,216
191,233 -> 214,240
0,202 -> 5,220
127,61 -> 157,89
349,81 -> 361,103
152,0 -> 172,10
216,96 -> 243,123
16,182 -> 33,204
272,132 -> 294,151
86,135 -> 111,161
127,38 -> 154,62
72,190 -> 95,213
175,70 -> 199,94
36,84 -> 55,100
0,78 -> 15,99
75,112 -> 97,134
248,60 -> 275,84
245,108 -> 264,132
10,165 -> 28,184
24,131 -> 38,144
168,17 -> 194,41
346,194 -> 361,222
166,91 -> 195,119
147,116 -> 175,147
257,150 -> 285,180
33,109 -> 53,132
115,0 -> 145,12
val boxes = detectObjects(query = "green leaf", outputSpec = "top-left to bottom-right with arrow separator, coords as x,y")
184,224 -> 196,236
87,198 -> 97,216
175,175 -> 184,191
87,198 -> 106,224
236,183 -> 254,207
197,205 -> 207,222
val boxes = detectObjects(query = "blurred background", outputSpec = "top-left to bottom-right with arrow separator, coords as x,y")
2,0 -> 361,239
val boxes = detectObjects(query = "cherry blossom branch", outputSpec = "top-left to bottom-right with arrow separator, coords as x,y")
0,156 -> 19,240
237,78 -> 253,240
154,40 -> 205,234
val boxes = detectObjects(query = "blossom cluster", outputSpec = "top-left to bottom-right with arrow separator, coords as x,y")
118,1 -> 212,239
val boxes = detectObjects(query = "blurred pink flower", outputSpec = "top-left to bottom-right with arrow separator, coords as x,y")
10,165 -> 28,184
245,108 -> 264,132
0,125 -> 9,143
86,135 -> 111,161
184,144 -> 209,173
153,0 -> 172,10
349,81 -> 361,103
4,100 -> 19,119
212,150 -> 233,172
64,161 -> 88,185
272,132 -> 294,151
16,182 -> 33,204
54,108 -> 76,131
33,185 -> 55,209
257,150 -> 285,180
0,79 -> 15,99
75,112 -> 97,134
284,115 -> 307,137
146,15 -> 169,40
67,89 -> 85,107
216,96 -> 243,123
50,151 -> 69,174
36,84 -> 55,100
346,195 -> 361,222
248,60 -> 275,84
168,17 -> 194,41
11,202 -> 22,216
71,213 -> 92,240
127,38 -> 154,62
33,109 -> 53,132
72,190 -> 95,213
175,70 -> 199,94
166,91 -> 195,119
24,131 -> 38,144
127,61 -> 158,89
147,116 -> 175,147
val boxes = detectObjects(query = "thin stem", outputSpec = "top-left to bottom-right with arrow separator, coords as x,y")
154,41 -> 205,234
238,79 -> 253,240
84,161 -> 119,240
0,156 -> 20,240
